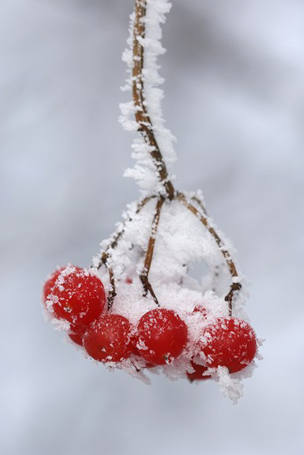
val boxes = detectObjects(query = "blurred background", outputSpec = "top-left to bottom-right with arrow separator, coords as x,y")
1,0 -> 303,454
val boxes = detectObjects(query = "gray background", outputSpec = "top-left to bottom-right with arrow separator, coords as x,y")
1,0 -> 303,454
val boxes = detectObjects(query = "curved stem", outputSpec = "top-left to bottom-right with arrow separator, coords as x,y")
97,195 -> 155,269
191,195 -> 208,216
96,195 -> 155,310
133,0 -> 175,200
107,268 -> 116,310
176,192 -> 241,316
140,196 -> 165,305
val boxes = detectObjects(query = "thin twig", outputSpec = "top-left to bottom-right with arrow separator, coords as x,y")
133,0 -> 175,200
140,196 -> 165,305
97,195 -> 155,310
97,195 -> 155,269
176,192 -> 241,316
107,268 -> 116,310
191,195 -> 208,215
191,196 -> 225,293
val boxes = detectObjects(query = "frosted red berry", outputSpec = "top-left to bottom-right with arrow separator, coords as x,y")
68,324 -> 88,347
83,314 -> 135,362
199,317 -> 257,374
136,308 -> 188,365
132,346 -> 155,368
187,361 -> 211,382
46,266 -> 106,326
43,266 -> 81,305
192,305 -> 208,319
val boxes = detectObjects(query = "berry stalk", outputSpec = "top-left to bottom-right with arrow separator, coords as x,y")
139,196 -> 165,305
176,192 -> 242,316
133,0 -> 175,200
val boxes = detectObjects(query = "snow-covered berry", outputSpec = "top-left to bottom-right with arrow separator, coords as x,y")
192,305 -> 208,319
187,361 -> 211,382
44,266 -> 106,326
43,266 -> 81,305
136,308 -> 188,365
83,314 -> 135,362
68,324 -> 88,347
198,317 -> 257,374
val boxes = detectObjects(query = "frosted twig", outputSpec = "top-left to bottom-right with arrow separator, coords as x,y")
107,268 -> 116,310
97,195 -> 155,269
133,0 -> 175,199
191,195 -> 208,216
96,195 -> 155,309
176,192 -> 241,316
140,196 -> 165,305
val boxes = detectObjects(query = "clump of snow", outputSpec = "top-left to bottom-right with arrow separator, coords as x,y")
51,317 -> 71,332
215,367 -> 244,404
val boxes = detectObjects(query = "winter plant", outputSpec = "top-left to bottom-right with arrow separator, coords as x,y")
43,0 -> 261,403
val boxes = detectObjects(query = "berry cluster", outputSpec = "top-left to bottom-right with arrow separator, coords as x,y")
43,265 -> 257,380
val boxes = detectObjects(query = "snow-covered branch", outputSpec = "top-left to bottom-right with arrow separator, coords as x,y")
120,0 -> 176,198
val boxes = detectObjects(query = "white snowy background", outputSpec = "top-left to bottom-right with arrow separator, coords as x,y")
1,0 -> 303,454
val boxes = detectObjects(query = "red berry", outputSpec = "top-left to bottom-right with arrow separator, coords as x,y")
48,266 -> 106,326
83,314 -> 135,362
136,308 -> 188,365
192,305 -> 208,319
68,324 -> 87,347
133,346 -> 155,368
199,317 -> 257,374
43,266 -> 81,305
69,332 -> 83,346
187,361 -> 211,382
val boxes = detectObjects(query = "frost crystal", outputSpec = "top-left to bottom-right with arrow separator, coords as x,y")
216,367 -> 244,404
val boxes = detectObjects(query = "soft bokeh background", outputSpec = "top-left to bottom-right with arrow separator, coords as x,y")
1,0 -> 303,454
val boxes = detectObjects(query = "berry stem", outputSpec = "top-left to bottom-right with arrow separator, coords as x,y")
140,196 -> 165,305
191,195 -> 208,215
133,0 -> 175,200
97,195 -> 155,269
96,195 -> 155,309
107,268 -> 116,310
176,192 -> 241,316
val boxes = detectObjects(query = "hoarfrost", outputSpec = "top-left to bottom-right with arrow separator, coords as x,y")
215,367 -> 244,404
120,0 -> 176,195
